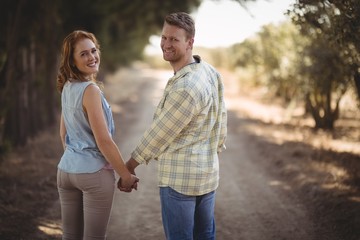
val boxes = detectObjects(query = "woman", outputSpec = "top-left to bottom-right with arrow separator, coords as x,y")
56,30 -> 138,240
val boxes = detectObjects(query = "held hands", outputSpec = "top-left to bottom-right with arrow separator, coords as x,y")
117,158 -> 140,193
117,174 -> 139,193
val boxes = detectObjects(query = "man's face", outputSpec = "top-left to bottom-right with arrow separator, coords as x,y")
160,22 -> 193,63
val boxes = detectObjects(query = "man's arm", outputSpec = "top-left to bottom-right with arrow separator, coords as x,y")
131,89 -> 197,164
126,157 -> 140,174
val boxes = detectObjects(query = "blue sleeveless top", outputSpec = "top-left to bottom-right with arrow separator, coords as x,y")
58,81 -> 115,173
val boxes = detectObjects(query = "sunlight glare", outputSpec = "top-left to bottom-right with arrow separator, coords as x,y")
145,0 -> 295,54
193,0 -> 295,48
37,221 -> 62,236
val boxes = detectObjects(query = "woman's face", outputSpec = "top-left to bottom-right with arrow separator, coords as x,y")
73,38 -> 100,78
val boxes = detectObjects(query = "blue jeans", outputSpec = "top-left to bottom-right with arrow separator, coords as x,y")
160,187 -> 216,240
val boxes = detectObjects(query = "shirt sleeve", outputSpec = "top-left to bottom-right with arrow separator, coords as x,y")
131,88 -> 196,164
218,101 -> 227,153
217,76 -> 227,153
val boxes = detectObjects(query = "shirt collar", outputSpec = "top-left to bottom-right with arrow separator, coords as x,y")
170,55 -> 202,82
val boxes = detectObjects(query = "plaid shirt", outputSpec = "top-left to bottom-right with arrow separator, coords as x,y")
131,56 -> 227,195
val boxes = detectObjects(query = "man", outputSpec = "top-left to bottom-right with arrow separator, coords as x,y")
124,12 -> 227,240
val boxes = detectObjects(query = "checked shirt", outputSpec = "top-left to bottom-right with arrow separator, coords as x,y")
131,56 -> 227,195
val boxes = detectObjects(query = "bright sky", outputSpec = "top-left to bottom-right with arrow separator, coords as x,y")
145,0 -> 295,54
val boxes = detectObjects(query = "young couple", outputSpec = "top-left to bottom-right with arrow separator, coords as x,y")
56,12 -> 227,240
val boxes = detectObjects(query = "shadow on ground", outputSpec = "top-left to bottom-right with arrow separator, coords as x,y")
228,110 -> 360,240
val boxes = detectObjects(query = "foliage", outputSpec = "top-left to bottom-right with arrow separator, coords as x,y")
55,0 -> 202,71
227,0 -> 360,130
300,36 -> 351,129
258,22 -> 304,101
0,0 -> 201,151
288,0 -> 360,104
228,18 -> 356,130
230,21 -> 304,100
286,0 -> 360,129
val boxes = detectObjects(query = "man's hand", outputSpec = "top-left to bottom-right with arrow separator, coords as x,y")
126,157 -> 140,174
118,158 -> 140,192
118,174 -> 139,192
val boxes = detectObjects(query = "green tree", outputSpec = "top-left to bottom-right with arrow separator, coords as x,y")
300,37 -> 351,129
288,0 -> 358,129
229,21 -> 304,100
229,37 -> 265,87
257,22 -> 304,102
288,0 -> 360,104
228,19 -> 351,130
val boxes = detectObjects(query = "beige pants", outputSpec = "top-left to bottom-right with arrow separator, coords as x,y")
57,168 -> 115,240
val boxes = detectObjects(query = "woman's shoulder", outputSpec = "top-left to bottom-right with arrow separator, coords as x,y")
84,83 -> 100,95
67,80 -> 96,90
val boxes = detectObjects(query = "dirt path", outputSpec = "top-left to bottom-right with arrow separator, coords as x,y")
104,66 -> 317,240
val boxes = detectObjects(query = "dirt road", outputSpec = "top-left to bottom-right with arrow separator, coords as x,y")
103,65 -> 317,240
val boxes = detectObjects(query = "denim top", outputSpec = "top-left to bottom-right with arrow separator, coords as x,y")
58,81 -> 115,173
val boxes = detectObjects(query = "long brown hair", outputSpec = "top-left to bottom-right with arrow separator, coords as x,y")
56,30 -> 101,93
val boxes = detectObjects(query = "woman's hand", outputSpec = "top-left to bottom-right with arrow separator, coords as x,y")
117,174 -> 139,192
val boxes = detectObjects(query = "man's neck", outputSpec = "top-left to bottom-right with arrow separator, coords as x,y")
171,55 -> 195,73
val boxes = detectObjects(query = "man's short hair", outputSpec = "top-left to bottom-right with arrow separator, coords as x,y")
165,12 -> 195,39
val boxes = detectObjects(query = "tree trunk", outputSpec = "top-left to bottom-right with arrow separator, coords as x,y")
306,93 -> 336,130
354,70 -> 360,106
